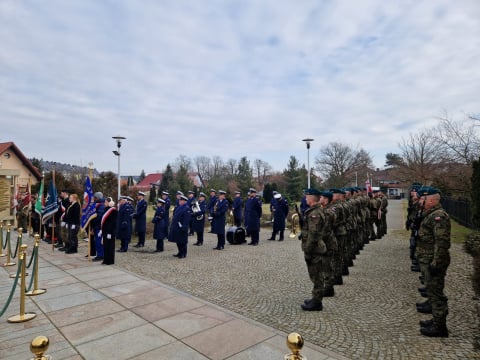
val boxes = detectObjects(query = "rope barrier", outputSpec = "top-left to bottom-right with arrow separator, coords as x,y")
11,230 -> 22,259
26,244 -> 36,269
0,257 -> 22,317
2,224 -> 10,250
26,235 -> 46,297
26,246 -> 37,293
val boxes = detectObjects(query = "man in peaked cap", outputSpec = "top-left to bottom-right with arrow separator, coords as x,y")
232,191 -> 243,227
268,193 -> 289,241
211,190 -> 229,250
133,191 -> 148,248
245,188 -> 262,245
415,187 -> 451,338
117,196 -> 134,252
207,189 -> 217,233
168,194 -> 192,258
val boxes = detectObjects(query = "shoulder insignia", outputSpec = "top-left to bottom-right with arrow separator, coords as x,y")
435,216 -> 441,221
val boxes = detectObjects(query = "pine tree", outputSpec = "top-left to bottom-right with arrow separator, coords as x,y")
283,156 -> 303,201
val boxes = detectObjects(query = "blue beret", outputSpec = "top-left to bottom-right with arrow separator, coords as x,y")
320,191 -> 333,201
304,188 -> 321,195
329,188 -> 345,195
418,186 -> 440,196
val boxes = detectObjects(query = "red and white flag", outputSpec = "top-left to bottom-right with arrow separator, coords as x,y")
366,179 -> 372,193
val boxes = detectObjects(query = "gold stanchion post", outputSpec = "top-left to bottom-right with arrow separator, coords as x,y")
8,244 -> 37,323
30,335 -> 51,360
284,332 -> 307,360
10,229 -> 28,277
26,235 -> 46,296
0,222 -> 5,257
2,223 -> 16,267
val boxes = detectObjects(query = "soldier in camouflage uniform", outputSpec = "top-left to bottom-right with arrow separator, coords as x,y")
320,191 -> 338,296
416,187 -> 450,337
378,191 -> 389,238
328,189 -> 348,283
300,188 -> 334,311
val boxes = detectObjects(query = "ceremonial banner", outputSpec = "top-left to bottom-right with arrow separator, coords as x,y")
34,178 -> 44,217
42,180 -> 59,223
366,178 -> 373,193
81,176 -> 97,230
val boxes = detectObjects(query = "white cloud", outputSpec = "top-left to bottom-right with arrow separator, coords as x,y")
0,0 -> 479,176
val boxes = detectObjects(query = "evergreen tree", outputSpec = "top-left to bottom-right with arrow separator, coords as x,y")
283,156 -> 303,201
160,164 -> 175,195
149,184 -> 157,204
175,165 -> 194,193
471,159 -> 480,229
237,156 -> 253,194
139,169 -> 146,182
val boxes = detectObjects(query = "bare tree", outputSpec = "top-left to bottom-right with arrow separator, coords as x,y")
211,156 -> 224,178
433,111 -> 480,165
397,129 -> 443,184
315,142 -> 373,187
226,158 -> 238,177
193,156 -> 211,180
172,154 -> 193,173
254,159 -> 272,184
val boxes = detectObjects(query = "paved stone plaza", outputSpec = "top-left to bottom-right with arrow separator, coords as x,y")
1,199 -> 479,359
117,199 -> 480,359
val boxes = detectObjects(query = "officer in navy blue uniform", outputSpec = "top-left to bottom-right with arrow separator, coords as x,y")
245,188 -> 262,246
187,190 -> 196,236
211,190 -> 229,250
232,191 -> 243,227
268,193 -> 289,241
161,191 -> 171,232
92,192 -> 105,261
133,191 -> 148,247
116,196 -> 134,252
207,189 -> 217,232
152,198 -> 168,252
270,191 -> 279,216
192,192 -> 207,246
168,195 -> 192,258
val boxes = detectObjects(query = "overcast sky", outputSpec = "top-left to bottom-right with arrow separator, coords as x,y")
1,1 -> 479,176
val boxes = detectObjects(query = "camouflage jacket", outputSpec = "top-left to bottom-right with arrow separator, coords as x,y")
301,204 -> 329,256
417,204 -> 451,267
328,201 -> 347,236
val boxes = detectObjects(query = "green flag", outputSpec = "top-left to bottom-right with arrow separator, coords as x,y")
35,178 -> 44,216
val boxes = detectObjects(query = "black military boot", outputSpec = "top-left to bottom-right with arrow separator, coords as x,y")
342,266 -> 349,276
301,300 -> 323,311
416,302 -> 432,314
334,276 -> 343,285
419,318 -> 434,327
411,264 -> 420,272
278,231 -> 284,241
267,232 -> 276,240
324,287 -> 335,297
420,323 -> 449,338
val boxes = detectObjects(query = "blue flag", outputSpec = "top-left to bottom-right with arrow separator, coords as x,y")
42,180 -> 59,223
81,176 -> 97,230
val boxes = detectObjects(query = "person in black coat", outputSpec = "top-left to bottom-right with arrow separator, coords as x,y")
133,191 -> 147,247
152,198 -> 168,252
245,188 -> 262,246
101,197 -> 118,265
207,189 -> 217,232
168,195 -> 192,258
192,192 -> 207,246
268,193 -> 289,241
232,191 -> 243,227
116,196 -> 134,252
64,193 -> 81,253
211,190 -> 229,250
161,191 -> 171,232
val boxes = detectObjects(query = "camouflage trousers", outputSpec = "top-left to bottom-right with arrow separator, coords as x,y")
305,254 -> 334,302
333,235 -> 347,280
420,263 -> 449,326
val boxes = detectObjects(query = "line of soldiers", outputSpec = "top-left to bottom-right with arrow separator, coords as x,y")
406,185 -> 451,338
299,187 -> 388,311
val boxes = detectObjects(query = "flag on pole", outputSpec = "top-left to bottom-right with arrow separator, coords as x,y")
366,178 -> 373,194
35,178 -> 44,217
81,176 -> 97,231
42,180 -> 59,223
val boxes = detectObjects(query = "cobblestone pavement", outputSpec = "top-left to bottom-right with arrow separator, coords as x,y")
116,200 -> 480,359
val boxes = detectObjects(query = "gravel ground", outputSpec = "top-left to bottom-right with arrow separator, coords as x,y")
114,201 -> 480,359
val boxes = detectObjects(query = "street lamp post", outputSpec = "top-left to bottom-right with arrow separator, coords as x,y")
112,136 -> 126,199
302,138 -> 314,189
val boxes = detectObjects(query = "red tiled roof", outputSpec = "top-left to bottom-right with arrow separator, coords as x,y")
0,142 -> 42,180
136,173 -> 163,191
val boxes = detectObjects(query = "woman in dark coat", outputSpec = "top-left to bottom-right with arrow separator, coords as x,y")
65,193 -> 81,254
152,198 -> 168,252
101,197 -> 118,265
168,196 -> 192,258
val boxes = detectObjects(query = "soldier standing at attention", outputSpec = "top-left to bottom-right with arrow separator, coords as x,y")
232,191 -> 243,227
207,189 -> 217,233
133,191 -> 147,248
300,188 -> 331,311
268,193 -> 289,241
416,187 -> 451,338
245,188 -> 262,246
